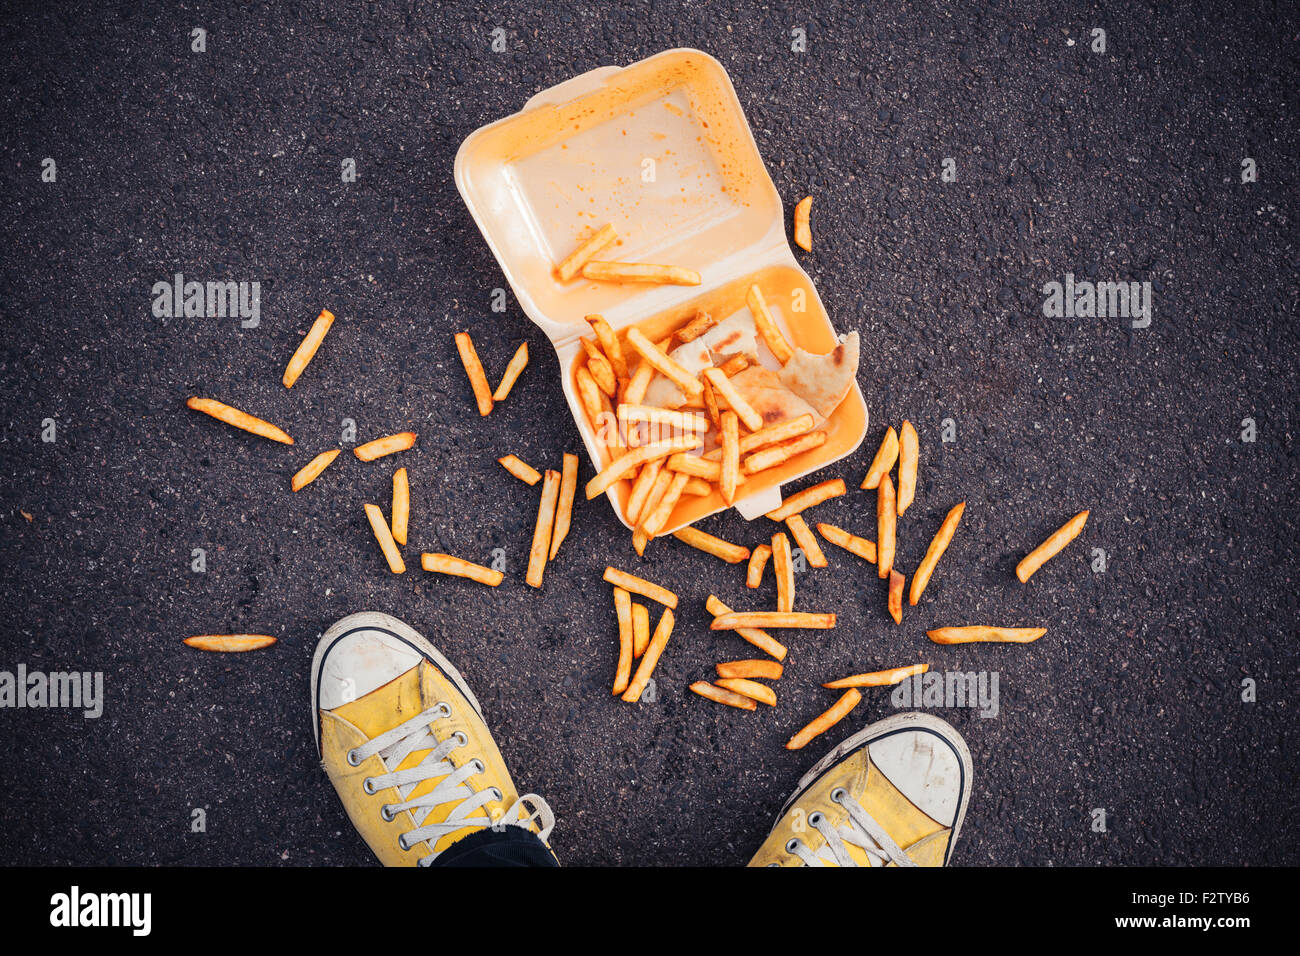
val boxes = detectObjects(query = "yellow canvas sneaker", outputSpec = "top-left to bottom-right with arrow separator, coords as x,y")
311,612 -> 556,866
749,713 -> 972,867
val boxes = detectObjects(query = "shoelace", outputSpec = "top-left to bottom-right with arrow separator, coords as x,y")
347,703 -> 555,866
785,787 -> 917,867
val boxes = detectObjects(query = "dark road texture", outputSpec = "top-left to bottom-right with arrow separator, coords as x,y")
1,1 -> 1296,866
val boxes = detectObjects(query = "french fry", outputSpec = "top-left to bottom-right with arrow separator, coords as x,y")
454,331 -> 494,416
632,602 -> 650,657
746,544 -> 772,588
556,223 -> 617,282
785,689 -> 862,751
586,314 -> 628,378
603,567 -> 678,609
816,522 -> 877,563
581,338 -> 618,397
746,284 -> 794,364
549,453 -> 579,560
675,310 -> 718,343
739,414 -> 815,454
622,608 -> 675,702
928,626 -> 1047,645
704,368 -> 763,432
492,342 -> 529,401
888,569 -> 904,624
823,663 -> 928,689
636,468 -> 673,531
420,553 -> 504,587
717,659 -> 784,681
354,431 -> 417,462
876,474 -> 896,578
575,365 -> 605,433
689,681 -> 756,711
897,420 -> 918,515
186,397 -> 294,445
786,514 -> 827,568
720,411 -> 740,505
391,467 -> 409,546
617,403 -> 709,432
613,587 -> 633,695
364,503 -> 406,574
583,261 -> 701,286
498,454 -> 542,486
642,472 -> 689,538
291,449 -> 341,491
910,502 -> 965,605
716,677 -> 777,707
624,359 -> 655,406
626,459 -> 664,525
706,595 -> 788,660
772,532 -> 794,612
1016,510 -> 1089,583
526,470 -> 561,588
793,196 -> 813,252
766,478 -> 847,522
743,431 -> 827,474
667,453 -> 720,480
701,376 -> 721,428
184,634 -> 277,652
719,355 -> 749,377
672,526 -> 751,563
632,529 -> 648,557
683,476 -> 713,496
711,611 -> 834,630
860,427 -> 899,490
585,436 -> 701,499
282,308 -> 335,388
625,328 -> 704,398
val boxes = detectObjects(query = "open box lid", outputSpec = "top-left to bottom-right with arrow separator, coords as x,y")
454,49 -> 791,343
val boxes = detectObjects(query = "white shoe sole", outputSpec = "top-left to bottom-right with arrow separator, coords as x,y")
310,611 -> 484,755
777,711 -> 974,865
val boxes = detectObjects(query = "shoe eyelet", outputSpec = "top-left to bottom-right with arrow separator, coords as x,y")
830,787 -> 847,803
470,759 -> 485,773
490,787 -> 503,801
436,702 -> 452,718
362,778 -> 376,795
380,805 -> 395,822
808,812 -> 824,826
397,834 -> 410,851
346,749 -> 362,767
453,732 -> 468,747
785,838 -> 802,854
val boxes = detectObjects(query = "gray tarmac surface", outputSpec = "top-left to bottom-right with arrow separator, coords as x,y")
1,0 -> 1296,866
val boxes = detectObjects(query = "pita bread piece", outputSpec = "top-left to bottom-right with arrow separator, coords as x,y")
728,366 -> 821,429
777,331 -> 860,419
700,312 -> 759,365
643,339 -> 711,410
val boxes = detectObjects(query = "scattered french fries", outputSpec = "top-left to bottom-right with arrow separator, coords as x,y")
603,567 -> 678,608
716,677 -> 776,707
498,454 -> 542,485
186,397 -> 294,445
291,449 -> 341,492
672,526 -> 750,563
632,601 -> 650,657
746,284 -> 794,364
613,587 -> 634,695
888,569 -> 904,624
910,502 -> 965,605
582,338 -> 619,396
766,478 -> 846,522
585,436 -> 701,500
793,196 -> 812,252
928,626 -> 1047,644
717,659 -> 783,681
861,427 -> 899,490
622,608 -> 675,702
282,309 -> 335,388
746,544 -> 772,588
549,453 -> 579,559
823,663 -> 928,689
583,262 -> 701,286
1016,510 -> 1089,583
354,431 -> 417,462
587,314 -> 628,379
876,473 -> 896,578
816,522 -> 877,563
689,681 -> 756,711
364,503 -> 406,574
556,223 -> 617,282
642,472 -> 689,538
786,688 -> 861,750
772,532 -> 795,613
707,595 -> 788,660
492,342 -> 529,401
391,467 -> 409,546
897,420 -> 918,515
711,611 -> 835,630
626,459 -> 664,525
454,331 -> 495,416
184,634 -> 277,652
420,553 -> 503,587
526,470 -> 561,588
785,514 -> 827,568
